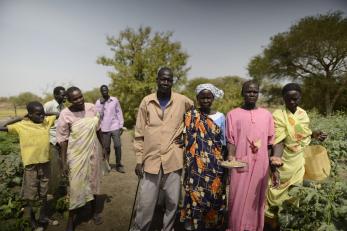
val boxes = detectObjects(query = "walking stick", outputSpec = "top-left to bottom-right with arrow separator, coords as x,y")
128,176 -> 141,231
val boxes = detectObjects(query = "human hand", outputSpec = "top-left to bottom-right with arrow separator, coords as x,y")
62,163 -> 69,177
135,164 -> 143,178
120,127 -> 127,136
312,131 -> 327,142
271,170 -> 280,188
227,156 -> 236,162
100,98 -> 106,104
270,156 -> 283,167
174,134 -> 184,148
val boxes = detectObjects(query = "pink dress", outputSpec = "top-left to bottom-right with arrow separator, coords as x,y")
226,108 -> 274,231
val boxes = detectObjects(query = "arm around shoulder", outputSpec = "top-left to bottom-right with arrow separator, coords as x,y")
0,127 -> 8,132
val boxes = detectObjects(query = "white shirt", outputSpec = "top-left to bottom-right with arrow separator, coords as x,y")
44,99 -> 64,145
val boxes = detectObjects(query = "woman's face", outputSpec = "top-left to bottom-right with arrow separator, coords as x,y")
68,90 -> 85,111
284,90 -> 301,113
197,90 -> 214,110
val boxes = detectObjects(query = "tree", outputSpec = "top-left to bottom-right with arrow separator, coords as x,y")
97,26 -> 190,127
9,92 -> 42,116
181,76 -> 244,114
248,11 -> 347,115
83,88 -> 100,104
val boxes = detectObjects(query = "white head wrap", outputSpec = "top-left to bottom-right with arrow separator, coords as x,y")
195,83 -> 224,99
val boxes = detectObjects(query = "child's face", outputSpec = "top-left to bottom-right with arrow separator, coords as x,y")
28,106 -> 45,123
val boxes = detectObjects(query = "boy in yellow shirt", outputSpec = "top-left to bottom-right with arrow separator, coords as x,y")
0,101 -> 58,230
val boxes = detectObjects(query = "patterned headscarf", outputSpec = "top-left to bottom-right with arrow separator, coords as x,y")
195,83 -> 224,99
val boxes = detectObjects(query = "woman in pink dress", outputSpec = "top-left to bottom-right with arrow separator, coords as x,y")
226,81 -> 274,231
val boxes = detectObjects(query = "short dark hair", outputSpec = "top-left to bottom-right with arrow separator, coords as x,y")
157,67 -> 173,78
100,85 -> 108,90
241,80 -> 259,95
53,86 -> 65,95
26,101 -> 43,114
66,86 -> 81,100
282,83 -> 301,96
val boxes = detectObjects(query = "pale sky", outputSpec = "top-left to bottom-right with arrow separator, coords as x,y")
1,0 -> 346,97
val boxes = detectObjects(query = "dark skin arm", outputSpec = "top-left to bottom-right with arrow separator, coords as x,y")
60,141 -> 69,176
96,130 -> 106,160
0,116 -> 25,132
45,112 -> 59,117
135,163 -> 143,178
0,127 -> 8,132
226,142 -> 236,161
312,130 -> 327,141
270,141 -> 284,188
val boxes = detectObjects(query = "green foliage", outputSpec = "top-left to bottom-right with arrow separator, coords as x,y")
97,26 -> 190,127
0,133 -> 19,155
248,11 -> 347,115
54,196 -> 69,213
83,87 -> 100,103
181,76 -> 244,114
302,78 -> 347,114
0,218 -> 30,231
0,155 -> 23,187
0,133 -> 25,229
279,180 -> 347,231
9,92 -> 42,106
258,80 -> 283,107
309,111 -> 347,175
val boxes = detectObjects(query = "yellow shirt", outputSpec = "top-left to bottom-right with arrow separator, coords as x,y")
134,92 -> 193,174
7,116 -> 56,166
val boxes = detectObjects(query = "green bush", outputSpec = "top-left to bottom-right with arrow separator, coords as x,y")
0,133 -> 68,230
279,181 -> 347,231
0,133 -> 19,156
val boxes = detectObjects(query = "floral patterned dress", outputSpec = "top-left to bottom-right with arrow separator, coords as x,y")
180,108 -> 226,230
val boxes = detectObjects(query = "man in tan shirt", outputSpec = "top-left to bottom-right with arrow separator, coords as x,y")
131,67 -> 193,231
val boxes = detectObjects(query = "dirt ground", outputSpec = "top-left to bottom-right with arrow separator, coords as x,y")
46,130 -> 185,231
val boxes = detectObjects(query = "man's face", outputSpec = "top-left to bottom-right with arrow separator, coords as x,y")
100,86 -> 109,98
157,70 -> 173,94
54,89 -> 66,104
242,83 -> 259,105
28,105 -> 45,123
68,90 -> 85,111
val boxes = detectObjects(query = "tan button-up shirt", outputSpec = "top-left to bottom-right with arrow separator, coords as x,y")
134,92 -> 193,174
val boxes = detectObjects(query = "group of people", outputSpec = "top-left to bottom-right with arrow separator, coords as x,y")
130,67 -> 327,231
0,66 -> 327,231
0,85 -> 125,231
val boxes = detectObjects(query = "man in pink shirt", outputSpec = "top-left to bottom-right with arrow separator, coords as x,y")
95,85 -> 125,173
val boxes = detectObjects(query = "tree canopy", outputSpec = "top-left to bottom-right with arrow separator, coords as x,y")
97,26 -> 190,127
83,88 -> 100,104
9,92 -> 42,106
248,11 -> 347,115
